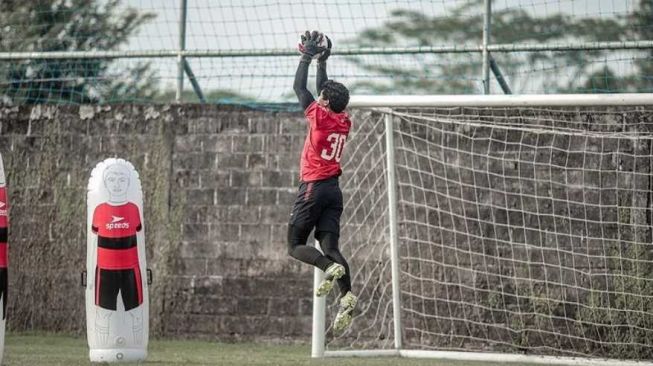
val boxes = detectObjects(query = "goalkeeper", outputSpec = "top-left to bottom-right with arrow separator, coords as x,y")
287,30 -> 356,332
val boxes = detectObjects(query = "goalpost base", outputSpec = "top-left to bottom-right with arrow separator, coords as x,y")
323,349 -> 653,366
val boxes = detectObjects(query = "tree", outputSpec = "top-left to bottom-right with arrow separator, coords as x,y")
154,89 -> 260,104
626,0 -> 653,92
346,0 -> 633,94
0,0 -> 156,104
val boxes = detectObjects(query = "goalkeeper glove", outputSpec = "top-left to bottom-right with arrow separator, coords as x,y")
317,36 -> 332,63
298,30 -> 327,58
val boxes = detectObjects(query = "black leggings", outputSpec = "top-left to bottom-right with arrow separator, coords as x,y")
287,227 -> 352,296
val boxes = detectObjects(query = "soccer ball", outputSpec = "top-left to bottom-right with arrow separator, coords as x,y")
297,31 -> 329,59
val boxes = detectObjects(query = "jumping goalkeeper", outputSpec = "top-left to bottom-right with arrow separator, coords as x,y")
287,30 -> 356,332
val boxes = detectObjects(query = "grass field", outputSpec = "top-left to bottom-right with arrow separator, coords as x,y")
2,333 -> 547,366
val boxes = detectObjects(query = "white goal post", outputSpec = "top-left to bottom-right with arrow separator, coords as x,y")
312,94 -> 653,366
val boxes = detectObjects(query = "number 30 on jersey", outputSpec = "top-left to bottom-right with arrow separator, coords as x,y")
320,133 -> 347,162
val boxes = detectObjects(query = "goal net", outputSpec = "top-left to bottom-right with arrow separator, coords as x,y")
315,95 -> 653,364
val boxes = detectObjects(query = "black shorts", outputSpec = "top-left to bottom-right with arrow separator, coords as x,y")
95,267 -> 143,311
289,176 -> 343,236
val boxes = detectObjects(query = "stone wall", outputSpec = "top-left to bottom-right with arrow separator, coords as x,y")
0,104 -> 314,341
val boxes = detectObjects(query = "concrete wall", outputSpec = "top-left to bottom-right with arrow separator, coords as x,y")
0,104 -> 314,341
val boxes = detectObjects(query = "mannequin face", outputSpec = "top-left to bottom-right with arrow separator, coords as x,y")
103,165 -> 130,198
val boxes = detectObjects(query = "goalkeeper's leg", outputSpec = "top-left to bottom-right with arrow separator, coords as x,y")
313,183 -> 350,298
317,230 -> 356,331
316,231 -> 351,297
287,224 -> 334,271
287,181 -> 344,284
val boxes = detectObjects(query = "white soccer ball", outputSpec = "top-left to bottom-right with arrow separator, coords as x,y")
297,31 -> 329,59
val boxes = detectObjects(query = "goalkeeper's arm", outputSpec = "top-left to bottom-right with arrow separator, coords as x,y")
316,61 -> 327,96
293,54 -> 315,111
316,36 -> 331,94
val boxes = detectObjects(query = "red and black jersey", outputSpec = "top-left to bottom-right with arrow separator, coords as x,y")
92,202 -> 142,270
0,186 -> 7,230
92,202 -> 142,239
300,101 -> 352,182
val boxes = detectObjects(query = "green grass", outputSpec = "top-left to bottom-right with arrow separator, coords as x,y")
3,333 -> 542,366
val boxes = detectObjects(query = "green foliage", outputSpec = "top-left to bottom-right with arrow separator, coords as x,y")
346,0 -> 644,94
573,188 -> 653,359
154,89 -> 259,104
626,0 -> 653,92
0,0 -> 156,103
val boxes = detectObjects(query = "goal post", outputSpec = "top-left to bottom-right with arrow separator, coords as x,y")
312,94 -> 653,365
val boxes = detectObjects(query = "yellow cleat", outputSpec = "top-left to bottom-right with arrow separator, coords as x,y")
333,291 -> 357,332
315,263 -> 345,297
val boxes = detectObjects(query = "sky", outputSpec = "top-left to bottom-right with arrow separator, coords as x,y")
115,0 -> 640,101
122,0 -> 635,51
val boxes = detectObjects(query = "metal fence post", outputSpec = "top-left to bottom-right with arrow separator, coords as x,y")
176,0 -> 188,102
482,0 -> 492,94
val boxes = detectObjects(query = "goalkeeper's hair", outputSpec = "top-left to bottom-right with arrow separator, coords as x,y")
322,80 -> 349,113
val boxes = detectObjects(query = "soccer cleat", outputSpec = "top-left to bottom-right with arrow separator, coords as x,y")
315,263 -> 345,297
333,291 -> 357,332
